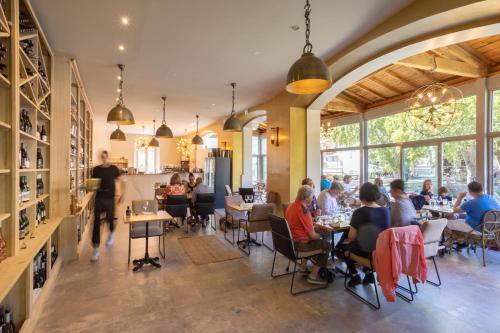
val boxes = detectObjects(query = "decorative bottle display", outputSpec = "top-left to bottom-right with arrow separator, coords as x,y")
20,142 -> 30,169
33,247 -> 47,289
0,42 -> 7,77
36,148 -> 43,169
0,307 -> 17,333
50,243 -> 57,267
20,109 -> 32,134
19,209 -> 29,240
36,174 -> 44,197
40,125 -> 47,141
36,201 -> 46,226
19,176 -> 30,203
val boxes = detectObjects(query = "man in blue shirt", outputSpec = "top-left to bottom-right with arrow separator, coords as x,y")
320,175 -> 332,191
447,181 -> 500,233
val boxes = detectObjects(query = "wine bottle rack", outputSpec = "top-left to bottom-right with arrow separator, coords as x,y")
0,1 -> 70,332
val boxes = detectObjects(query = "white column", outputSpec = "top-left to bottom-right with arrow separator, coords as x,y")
241,126 -> 253,187
306,108 -> 321,191
475,78 -> 487,185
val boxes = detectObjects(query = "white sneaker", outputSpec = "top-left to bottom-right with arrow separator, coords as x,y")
106,232 -> 116,246
91,248 -> 100,262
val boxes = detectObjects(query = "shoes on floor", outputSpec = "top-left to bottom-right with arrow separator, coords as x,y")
363,272 -> 375,285
106,232 -> 116,246
90,248 -> 100,262
298,267 -> 311,276
347,274 -> 362,288
307,274 -> 327,285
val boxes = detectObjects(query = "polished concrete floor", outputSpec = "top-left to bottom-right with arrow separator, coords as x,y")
36,210 -> 500,333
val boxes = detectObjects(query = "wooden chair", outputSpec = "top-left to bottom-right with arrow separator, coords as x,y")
237,203 -> 275,255
465,210 -> 500,266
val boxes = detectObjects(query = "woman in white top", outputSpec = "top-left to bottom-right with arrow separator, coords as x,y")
317,182 -> 344,215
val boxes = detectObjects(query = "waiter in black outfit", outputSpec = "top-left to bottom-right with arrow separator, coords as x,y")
90,150 -> 126,262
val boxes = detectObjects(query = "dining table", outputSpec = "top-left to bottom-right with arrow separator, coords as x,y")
123,210 -> 172,272
421,204 -> 454,217
226,202 -> 260,246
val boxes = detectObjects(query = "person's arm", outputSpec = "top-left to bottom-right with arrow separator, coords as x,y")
299,210 -> 319,240
344,210 -> 361,243
116,167 -> 126,204
453,192 -> 467,213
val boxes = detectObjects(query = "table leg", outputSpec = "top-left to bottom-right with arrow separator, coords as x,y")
132,222 -> 161,272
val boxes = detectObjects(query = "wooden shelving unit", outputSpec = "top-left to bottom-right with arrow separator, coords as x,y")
0,1 -> 80,331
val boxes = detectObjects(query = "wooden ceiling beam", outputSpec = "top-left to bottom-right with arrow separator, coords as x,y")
355,83 -> 387,100
336,93 -> 366,108
367,76 -> 404,95
445,45 -> 486,68
342,90 -> 373,104
384,69 -> 419,89
459,42 -> 496,66
395,53 -> 487,78
325,100 -> 363,113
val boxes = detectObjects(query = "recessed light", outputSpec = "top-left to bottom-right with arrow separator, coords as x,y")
117,75 -> 122,80
211,103 -> 216,106
290,24 -> 300,31
121,17 -> 129,25
118,45 -> 125,51
117,88 -> 121,93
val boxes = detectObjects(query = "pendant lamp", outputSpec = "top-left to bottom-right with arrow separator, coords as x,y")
107,64 -> 135,124
110,124 -> 126,141
223,82 -> 242,132
156,96 -> 174,138
192,115 -> 204,145
286,0 -> 332,95
149,120 -> 160,147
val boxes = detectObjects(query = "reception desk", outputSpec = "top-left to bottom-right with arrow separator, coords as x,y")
122,173 -> 202,201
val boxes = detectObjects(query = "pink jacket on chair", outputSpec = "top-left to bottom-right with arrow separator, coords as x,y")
373,225 -> 427,302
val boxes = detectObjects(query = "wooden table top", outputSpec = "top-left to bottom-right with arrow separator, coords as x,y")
422,205 -> 454,214
314,222 -> 350,233
123,210 -> 173,224
227,203 -> 254,212
156,193 -> 192,200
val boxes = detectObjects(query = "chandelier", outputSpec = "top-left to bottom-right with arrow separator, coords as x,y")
135,126 -> 148,149
405,82 -> 464,137
177,137 -> 193,160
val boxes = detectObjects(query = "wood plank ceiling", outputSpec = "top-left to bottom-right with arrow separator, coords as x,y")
321,34 -> 500,121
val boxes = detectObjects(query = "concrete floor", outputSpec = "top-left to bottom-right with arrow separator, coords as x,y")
36,211 -> 500,333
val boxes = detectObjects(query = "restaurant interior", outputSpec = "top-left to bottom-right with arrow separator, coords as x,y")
1,0 -> 500,332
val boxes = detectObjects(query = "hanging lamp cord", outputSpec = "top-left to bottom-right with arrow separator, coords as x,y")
118,64 -> 125,105
162,97 -> 167,124
231,82 -> 236,116
196,115 -> 199,133
303,0 -> 312,54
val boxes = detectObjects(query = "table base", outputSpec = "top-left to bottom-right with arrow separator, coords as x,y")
133,254 -> 161,272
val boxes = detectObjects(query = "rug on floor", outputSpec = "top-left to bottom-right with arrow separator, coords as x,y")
178,235 -> 243,265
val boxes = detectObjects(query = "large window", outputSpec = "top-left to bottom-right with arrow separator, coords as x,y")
492,90 -> 500,199
135,147 -> 159,174
321,150 -> 360,187
493,138 -> 500,199
202,132 -> 218,149
368,147 -> 400,190
403,145 -> 438,193
443,140 -> 476,196
320,123 -> 360,149
493,90 -> 500,132
252,135 -> 267,185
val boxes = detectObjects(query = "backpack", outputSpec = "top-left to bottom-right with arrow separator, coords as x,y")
410,194 -> 426,210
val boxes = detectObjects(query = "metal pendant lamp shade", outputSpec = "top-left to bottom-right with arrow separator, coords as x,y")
149,120 -> 160,147
223,82 -> 242,132
192,115 -> 204,145
110,125 -> 126,141
156,96 -> 174,138
107,64 -> 135,125
286,0 -> 332,95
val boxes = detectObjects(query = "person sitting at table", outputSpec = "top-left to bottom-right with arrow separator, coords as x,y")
317,182 -> 343,216
163,173 -> 186,196
374,177 -> 389,198
337,182 -> 390,287
186,172 -> 197,193
420,179 -> 434,205
342,175 -> 358,197
191,177 -> 212,224
437,186 -> 453,203
301,178 -> 321,217
389,179 -> 417,227
320,175 -> 332,191
448,181 -> 500,236
285,185 -> 331,285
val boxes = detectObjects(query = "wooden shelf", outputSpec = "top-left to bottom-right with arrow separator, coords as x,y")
0,213 -> 10,223
19,31 -> 38,41
37,138 -> 50,146
18,194 -> 49,211
0,120 -> 11,130
19,169 -> 37,173
0,169 -> 10,174
37,108 -> 50,121
0,72 -> 10,88
20,130 -> 37,140
20,90 -> 38,109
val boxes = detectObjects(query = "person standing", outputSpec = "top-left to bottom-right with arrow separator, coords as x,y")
91,150 -> 125,262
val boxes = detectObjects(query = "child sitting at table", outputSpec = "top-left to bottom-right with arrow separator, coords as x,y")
437,186 -> 452,204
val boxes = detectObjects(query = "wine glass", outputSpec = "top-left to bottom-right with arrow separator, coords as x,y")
142,201 -> 149,214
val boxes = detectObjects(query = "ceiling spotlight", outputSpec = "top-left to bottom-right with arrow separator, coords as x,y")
118,45 -> 125,51
290,24 -> 300,31
121,17 -> 129,25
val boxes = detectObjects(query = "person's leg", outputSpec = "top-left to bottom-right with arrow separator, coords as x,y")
105,198 -> 116,246
309,239 -> 331,277
447,219 -> 473,233
91,199 -> 104,261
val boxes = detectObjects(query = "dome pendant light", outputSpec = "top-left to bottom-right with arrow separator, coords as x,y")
223,82 -> 242,132
192,115 -> 204,145
149,120 -> 160,147
110,124 -> 126,141
286,0 -> 332,95
156,96 -> 174,138
107,64 -> 135,124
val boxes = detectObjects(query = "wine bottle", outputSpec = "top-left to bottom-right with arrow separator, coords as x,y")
36,174 -> 43,197
20,143 -> 29,169
36,148 -> 43,169
51,243 -> 57,267
40,125 -> 47,141
3,307 -> 16,333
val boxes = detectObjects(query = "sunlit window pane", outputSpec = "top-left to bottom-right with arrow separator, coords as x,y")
442,140 -> 476,196
368,147 -> 400,191
320,123 -> 360,149
321,150 -> 360,187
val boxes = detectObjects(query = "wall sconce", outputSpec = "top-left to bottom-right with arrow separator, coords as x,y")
270,127 -> 280,147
